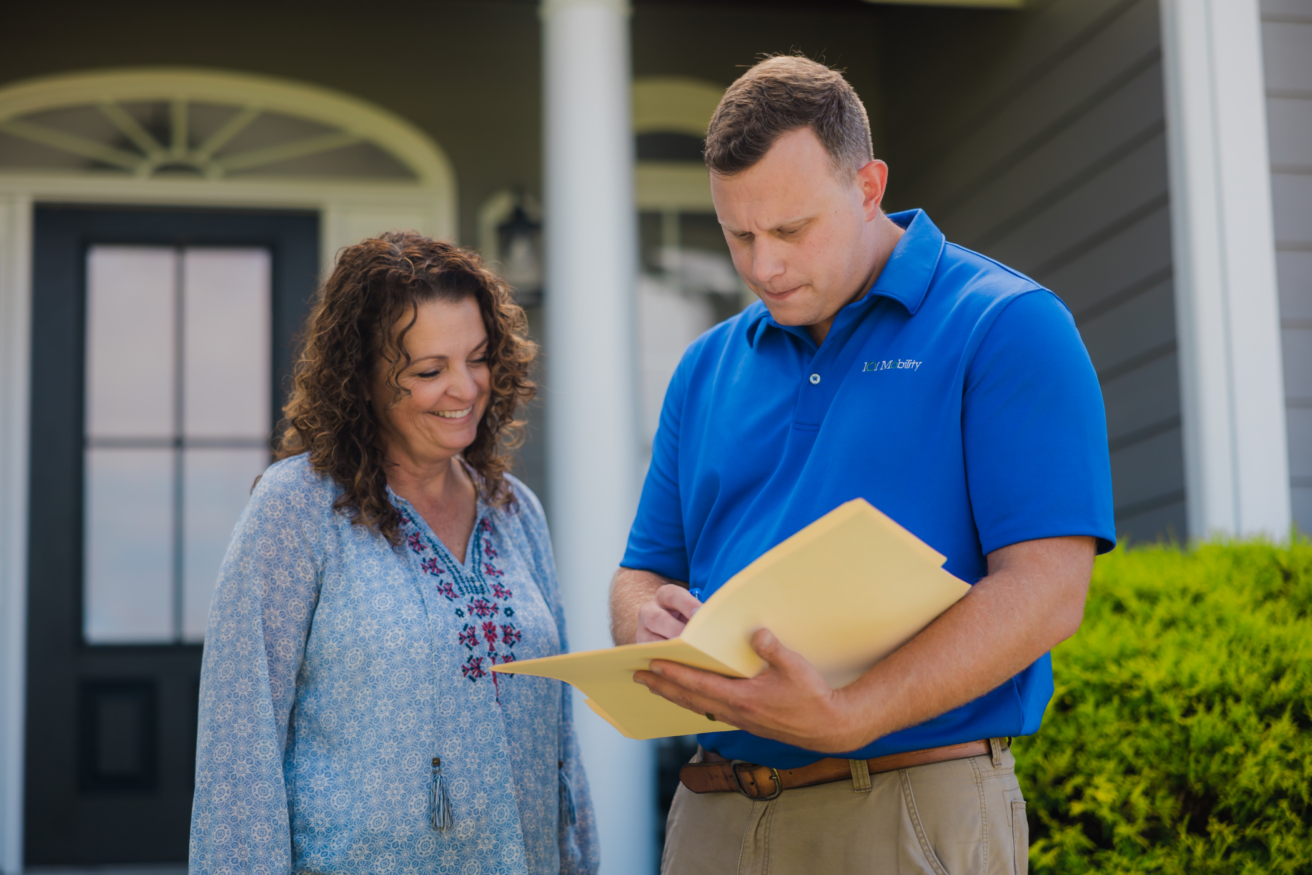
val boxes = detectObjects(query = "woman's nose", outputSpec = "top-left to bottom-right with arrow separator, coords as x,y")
446,364 -> 480,401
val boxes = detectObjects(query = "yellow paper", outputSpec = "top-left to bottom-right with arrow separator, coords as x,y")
493,499 -> 971,739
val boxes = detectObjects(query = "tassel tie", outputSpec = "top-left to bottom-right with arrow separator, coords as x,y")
558,759 -> 578,826
430,756 -> 453,832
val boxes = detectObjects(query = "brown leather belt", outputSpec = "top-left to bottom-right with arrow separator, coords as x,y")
679,740 -> 995,800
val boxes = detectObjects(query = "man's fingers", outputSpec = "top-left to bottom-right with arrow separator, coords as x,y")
637,604 -> 689,642
646,659 -> 742,702
655,584 -> 703,621
634,669 -> 740,726
633,584 -> 706,643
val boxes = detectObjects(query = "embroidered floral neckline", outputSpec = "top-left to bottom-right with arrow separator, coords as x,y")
395,500 -> 522,694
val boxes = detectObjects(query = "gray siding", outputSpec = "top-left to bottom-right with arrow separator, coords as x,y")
1262,0 -> 1312,534
880,0 -> 1182,544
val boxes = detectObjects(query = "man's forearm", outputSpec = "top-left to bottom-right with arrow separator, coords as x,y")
833,536 -> 1092,747
609,567 -> 678,645
634,535 -> 1094,753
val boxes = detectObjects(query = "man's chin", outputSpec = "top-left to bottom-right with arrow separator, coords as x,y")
758,297 -> 821,329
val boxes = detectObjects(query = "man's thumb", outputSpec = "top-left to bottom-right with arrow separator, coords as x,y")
753,628 -> 782,661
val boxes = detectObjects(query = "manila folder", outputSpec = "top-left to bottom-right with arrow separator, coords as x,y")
492,498 -> 970,740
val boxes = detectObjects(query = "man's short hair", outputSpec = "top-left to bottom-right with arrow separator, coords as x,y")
704,55 -> 874,177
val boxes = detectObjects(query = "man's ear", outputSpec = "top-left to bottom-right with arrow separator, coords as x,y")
855,159 -> 889,220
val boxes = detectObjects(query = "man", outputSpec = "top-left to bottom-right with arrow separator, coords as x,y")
610,56 -> 1114,874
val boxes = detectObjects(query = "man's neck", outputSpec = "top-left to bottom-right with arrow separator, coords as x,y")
806,215 -> 906,345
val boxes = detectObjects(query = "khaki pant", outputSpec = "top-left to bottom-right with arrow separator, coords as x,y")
661,741 -> 1028,875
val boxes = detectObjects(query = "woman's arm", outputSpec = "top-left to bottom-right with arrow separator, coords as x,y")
511,480 -> 601,875
189,460 -> 326,875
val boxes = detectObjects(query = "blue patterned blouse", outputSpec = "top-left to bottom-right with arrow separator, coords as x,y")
189,454 -> 599,875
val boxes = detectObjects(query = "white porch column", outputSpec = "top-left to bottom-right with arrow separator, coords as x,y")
541,2 -> 650,873
1159,0 -> 1291,539
0,195 -> 32,875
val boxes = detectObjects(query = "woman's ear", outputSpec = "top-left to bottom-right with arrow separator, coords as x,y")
362,369 -> 376,405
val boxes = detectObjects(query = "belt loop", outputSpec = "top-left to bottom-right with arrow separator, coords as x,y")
849,758 -> 872,793
989,737 -> 1003,769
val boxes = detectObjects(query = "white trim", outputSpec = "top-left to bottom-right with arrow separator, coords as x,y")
0,68 -> 456,189
0,193 -> 32,875
634,163 -> 713,212
542,1 -> 652,873
478,190 -> 520,264
0,175 -> 456,278
632,77 -> 723,137
1159,0 -> 1291,538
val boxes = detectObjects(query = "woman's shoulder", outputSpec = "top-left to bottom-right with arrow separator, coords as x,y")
251,453 -> 341,510
497,473 -> 546,527
485,473 -> 551,547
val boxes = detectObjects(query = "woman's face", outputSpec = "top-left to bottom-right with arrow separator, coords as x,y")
372,296 -> 491,468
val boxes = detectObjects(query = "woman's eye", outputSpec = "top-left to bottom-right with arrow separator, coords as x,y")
417,369 -> 441,379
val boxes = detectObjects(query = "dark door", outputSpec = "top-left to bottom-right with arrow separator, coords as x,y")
25,206 -> 318,865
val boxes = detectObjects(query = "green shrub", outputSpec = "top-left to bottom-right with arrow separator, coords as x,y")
1013,539 -> 1312,875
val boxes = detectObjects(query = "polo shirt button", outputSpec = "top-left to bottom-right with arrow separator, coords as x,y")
809,373 -> 821,385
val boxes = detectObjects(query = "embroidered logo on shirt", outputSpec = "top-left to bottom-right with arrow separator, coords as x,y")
861,358 -> 922,372
402,513 -> 520,695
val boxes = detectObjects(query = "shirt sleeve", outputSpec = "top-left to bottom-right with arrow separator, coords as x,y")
962,289 -> 1116,556
621,350 -> 693,582
512,482 -> 601,875
188,460 -> 326,875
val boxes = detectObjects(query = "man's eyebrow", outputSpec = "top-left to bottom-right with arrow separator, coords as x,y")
721,215 -> 814,235
773,215 -> 813,230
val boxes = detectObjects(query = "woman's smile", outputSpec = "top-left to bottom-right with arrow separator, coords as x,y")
372,296 -> 492,465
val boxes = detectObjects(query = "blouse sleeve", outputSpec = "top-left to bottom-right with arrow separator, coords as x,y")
188,459 -> 328,875
511,480 -> 601,875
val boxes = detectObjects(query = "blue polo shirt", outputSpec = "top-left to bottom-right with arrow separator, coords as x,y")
622,209 -> 1115,769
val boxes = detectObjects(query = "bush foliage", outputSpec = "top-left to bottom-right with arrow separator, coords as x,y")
1013,539 -> 1312,874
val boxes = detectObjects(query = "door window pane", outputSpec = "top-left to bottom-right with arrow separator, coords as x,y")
182,448 -> 268,642
84,448 -> 174,643
85,247 -> 175,438
183,249 -> 272,439
83,244 -> 272,645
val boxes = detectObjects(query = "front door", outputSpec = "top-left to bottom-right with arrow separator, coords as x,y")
24,206 -> 318,866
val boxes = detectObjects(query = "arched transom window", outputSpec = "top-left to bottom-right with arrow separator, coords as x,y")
0,68 -> 450,184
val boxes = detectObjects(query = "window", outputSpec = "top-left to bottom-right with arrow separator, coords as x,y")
82,245 -> 271,644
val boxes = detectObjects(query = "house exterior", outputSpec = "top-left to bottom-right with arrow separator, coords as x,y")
0,0 -> 1305,872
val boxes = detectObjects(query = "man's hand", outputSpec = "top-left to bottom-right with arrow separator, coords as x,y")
624,535 -> 1096,752
635,628 -> 866,752
635,585 -> 702,643
610,567 -> 703,645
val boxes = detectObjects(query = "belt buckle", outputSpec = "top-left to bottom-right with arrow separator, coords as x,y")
730,760 -> 783,800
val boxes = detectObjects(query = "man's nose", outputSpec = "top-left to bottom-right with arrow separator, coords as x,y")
752,239 -> 786,285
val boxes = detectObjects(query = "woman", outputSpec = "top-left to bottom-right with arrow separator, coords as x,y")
189,232 -> 598,875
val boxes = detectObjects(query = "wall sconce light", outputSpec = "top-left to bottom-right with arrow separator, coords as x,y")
497,192 -> 543,307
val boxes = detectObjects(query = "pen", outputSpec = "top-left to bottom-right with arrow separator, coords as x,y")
688,587 -> 703,601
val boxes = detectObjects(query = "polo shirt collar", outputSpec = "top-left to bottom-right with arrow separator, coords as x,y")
746,209 -> 945,348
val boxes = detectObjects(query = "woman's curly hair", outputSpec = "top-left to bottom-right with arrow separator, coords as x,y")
276,231 -> 537,546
